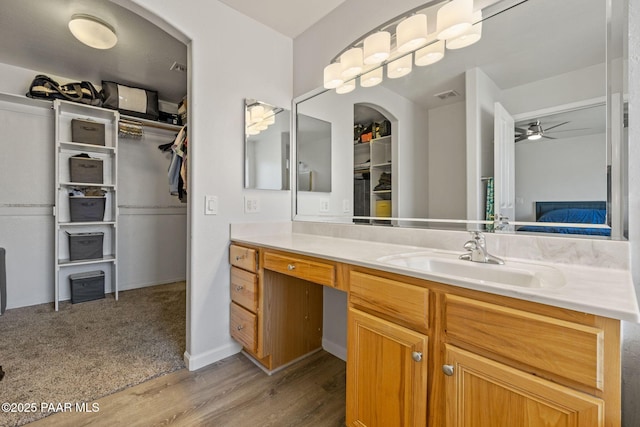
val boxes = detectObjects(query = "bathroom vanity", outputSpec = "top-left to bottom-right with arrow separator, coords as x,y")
229,229 -> 638,427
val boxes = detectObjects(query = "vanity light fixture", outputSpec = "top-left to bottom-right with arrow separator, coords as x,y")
68,14 -> 118,50
324,0 -> 484,94
363,31 -> 391,65
387,55 -> 412,79
415,40 -> 445,66
446,11 -> 483,49
360,67 -> 383,87
340,48 -> 364,79
336,79 -> 356,94
323,63 -> 344,89
396,14 -> 429,53
436,0 -> 473,40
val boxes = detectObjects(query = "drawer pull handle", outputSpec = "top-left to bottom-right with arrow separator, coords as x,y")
237,325 -> 244,331
411,351 -> 422,362
235,285 -> 244,291
287,264 -> 296,271
442,364 -> 455,376
235,255 -> 245,261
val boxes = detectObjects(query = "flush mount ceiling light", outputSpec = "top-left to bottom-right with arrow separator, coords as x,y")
68,14 -> 117,50
323,0 -> 485,94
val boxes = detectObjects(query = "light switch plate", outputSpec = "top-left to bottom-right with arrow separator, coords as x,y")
204,195 -> 218,215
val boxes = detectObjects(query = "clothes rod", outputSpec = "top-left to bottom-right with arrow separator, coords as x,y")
119,117 -> 182,132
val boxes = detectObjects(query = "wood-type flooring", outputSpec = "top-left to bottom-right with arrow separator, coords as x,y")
28,350 -> 346,427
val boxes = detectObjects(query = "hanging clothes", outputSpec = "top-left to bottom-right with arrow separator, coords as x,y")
167,125 -> 188,201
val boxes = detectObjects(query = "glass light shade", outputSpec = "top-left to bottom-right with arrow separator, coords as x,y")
255,121 -> 268,131
340,48 -> 363,79
263,111 -> 276,125
446,11 -> 482,49
396,14 -> 428,53
249,105 -> 264,123
436,0 -> 473,41
363,31 -> 391,65
247,127 -> 260,136
387,55 -> 412,79
68,14 -> 117,49
360,67 -> 383,87
415,40 -> 445,66
527,134 -> 542,141
323,63 -> 344,89
336,80 -> 356,94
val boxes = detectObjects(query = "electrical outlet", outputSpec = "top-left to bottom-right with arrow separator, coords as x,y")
320,199 -> 330,213
204,195 -> 218,215
244,196 -> 260,213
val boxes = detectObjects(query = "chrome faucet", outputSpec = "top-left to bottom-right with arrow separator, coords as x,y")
459,231 -> 504,265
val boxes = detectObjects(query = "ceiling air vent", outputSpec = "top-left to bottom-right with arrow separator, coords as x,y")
433,89 -> 459,100
170,61 -> 187,72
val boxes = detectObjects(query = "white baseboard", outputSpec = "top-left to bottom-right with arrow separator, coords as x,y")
322,338 -> 347,361
184,342 -> 242,371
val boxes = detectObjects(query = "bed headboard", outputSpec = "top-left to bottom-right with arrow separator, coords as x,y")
535,201 -> 606,220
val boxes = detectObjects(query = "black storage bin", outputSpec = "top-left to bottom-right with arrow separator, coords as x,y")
69,196 -> 106,222
70,270 -> 105,304
71,119 -> 105,146
69,155 -> 103,184
67,232 -> 104,261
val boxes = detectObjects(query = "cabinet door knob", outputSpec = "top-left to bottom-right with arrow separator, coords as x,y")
411,351 -> 423,362
237,325 -> 244,331
287,264 -> 296,271
235,285 -> 244,291
235,255 -> 244,261
442,364 -> 455,376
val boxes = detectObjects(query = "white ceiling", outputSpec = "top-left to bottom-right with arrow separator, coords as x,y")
218,0 -> 347,38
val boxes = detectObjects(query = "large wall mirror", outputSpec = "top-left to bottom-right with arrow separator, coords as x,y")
245,99 -> 291,190
294,0 -> 628,239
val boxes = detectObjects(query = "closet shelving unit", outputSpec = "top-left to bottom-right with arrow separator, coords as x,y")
53,99 -> 119,311
354,133 -> 392,220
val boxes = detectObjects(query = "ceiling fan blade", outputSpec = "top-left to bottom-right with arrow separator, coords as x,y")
543,121 -> 570,131
542,135 -> 556,140
546,127 -> 592,133
515,127 -> 528,133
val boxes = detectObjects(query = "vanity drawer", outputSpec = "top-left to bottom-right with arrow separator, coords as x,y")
230,302 -> 257,353
443,294 -> 603,390
349,271 -> 429,333
230,244 -> 257,272
230,266 -> 258,312
263,251 -> 335,287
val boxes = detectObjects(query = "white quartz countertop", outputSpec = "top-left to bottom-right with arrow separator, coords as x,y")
232,232 -> 640,323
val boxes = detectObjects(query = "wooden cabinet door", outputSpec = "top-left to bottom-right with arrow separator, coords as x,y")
347,308 -> 428,427
443,345 -> 604,427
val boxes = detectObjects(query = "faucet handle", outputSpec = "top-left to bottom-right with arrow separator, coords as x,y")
463,241 -> 476,251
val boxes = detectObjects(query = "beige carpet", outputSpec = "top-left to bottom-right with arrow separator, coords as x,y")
0,282 -> 186,427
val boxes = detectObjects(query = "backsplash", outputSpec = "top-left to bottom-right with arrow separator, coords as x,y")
291,222 -> 630,270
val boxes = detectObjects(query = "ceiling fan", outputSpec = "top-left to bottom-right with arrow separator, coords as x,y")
514,120 -> 569,142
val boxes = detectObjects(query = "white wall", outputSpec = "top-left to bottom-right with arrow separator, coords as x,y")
0,64 -> 187,309
125,0 -> 293,370
515,133 -> 607,221
428,101 -> 467,219
466,68 -> 502,221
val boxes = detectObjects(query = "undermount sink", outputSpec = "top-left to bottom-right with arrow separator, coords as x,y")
377,252 -> 565,289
